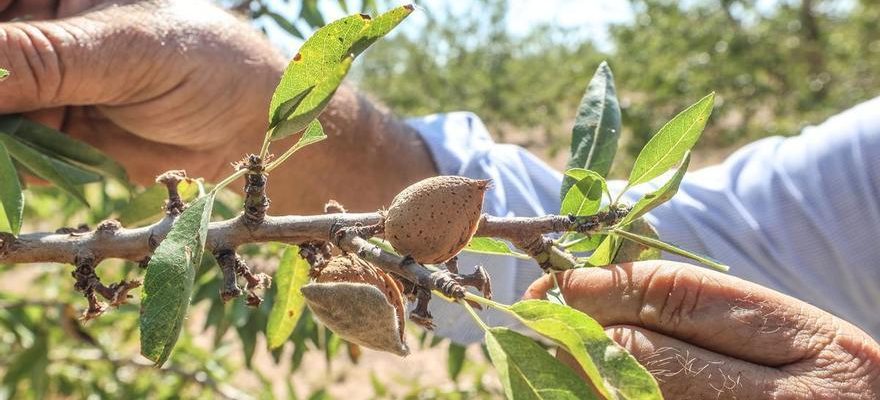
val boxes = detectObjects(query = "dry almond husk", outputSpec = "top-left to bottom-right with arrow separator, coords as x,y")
301,254 -> 409,356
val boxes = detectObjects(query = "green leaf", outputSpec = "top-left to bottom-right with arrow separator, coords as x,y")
613,219 -> 662,263
270,57 -> 352,141
117,180 -> 200,227
463,237 -> 529,259
619,152 -> 691,226
265,9 -> 304,38
562,61 -> 621,198
561,169 -> 606,217
140,193 -> 215,366
268,6 -> 413,140
47,158 -> 102,184
485,327 -> 597,400
0,116 -> 130,186
627,93 -> 714,187
267,246 -> 311,349
584,234 -> 620,267
348,5 -> 415,57
509,300 -> 662,400
0,68 -> 8,80
612,227 -> 729,272
447,343 -> 466,382
558,233 -> 603,253
0,134 -> 88,205
0,142 -> 23,235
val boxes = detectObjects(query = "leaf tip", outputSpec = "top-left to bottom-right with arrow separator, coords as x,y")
404,4 -> 415,11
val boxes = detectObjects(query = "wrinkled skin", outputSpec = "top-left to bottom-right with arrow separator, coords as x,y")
0,0 -> 436,213
526,261 -> 880,399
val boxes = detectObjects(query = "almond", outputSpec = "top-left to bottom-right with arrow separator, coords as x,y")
384,176 -> 489,264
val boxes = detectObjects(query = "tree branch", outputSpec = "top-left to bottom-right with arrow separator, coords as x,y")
0,209 -> 623,266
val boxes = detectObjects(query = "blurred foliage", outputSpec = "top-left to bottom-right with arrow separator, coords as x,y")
356,1 -> 603,155
355,0 -> 880,173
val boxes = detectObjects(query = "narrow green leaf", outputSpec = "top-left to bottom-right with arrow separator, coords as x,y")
265,9 -> 304,39
348,5 -> 415,56
510,300 -> 662,400
619,152 -> 691,226
486,327 -> 597,400
1,116 -> 130,186
48,158 -> 102,184
117,180 -> 200,227
268,7 -> 412,140
584,234 -> 620,267
0,142 -> 23,235
628,93 -> 714,187
267,246 -> 311,349
561,169 -> 606,217
0,134 -> 88,205
612,228 -> 730,272
269,86 -> 315,130
140,193 -> 215,366
447,343 -> 466,382
562,61 -> 621,198
463,237 -> 529,259
270,57 -> 353,140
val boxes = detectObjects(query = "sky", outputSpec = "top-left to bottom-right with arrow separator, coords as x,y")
262,0 -> 636,55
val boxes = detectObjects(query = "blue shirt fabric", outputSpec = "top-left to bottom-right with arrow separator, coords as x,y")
405,96 -> 880,344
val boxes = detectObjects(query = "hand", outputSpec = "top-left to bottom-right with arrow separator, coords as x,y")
0,0 -> 437,213
0,0 -> 285,184
525,261 -> 880,399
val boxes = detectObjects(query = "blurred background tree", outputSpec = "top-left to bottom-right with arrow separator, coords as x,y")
352,0 -> 880,173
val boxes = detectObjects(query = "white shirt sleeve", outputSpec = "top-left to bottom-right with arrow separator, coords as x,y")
406,98 -> 880,343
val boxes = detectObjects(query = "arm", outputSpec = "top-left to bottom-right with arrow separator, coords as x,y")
0,0 -> 437,214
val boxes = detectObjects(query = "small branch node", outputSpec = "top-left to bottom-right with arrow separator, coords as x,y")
96,219 -> 122,234
240,154 -> 270,227
323,200 -> 346,214
0,232 -> 14,256
299,241 -> 332,278
156,170 -> 188,216
409,287 -> 435,330
55,224 -> 89,235
215,249 -> 271,307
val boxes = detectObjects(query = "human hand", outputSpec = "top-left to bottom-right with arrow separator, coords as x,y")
0,0 -> 285,184
0,0 -> 437,213
525,261 -> 880,399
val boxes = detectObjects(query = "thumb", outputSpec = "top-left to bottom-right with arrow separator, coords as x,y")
0,1 -> 176,112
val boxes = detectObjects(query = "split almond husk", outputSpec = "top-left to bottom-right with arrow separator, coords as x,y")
384,176 -> 489,264
301,254 -> 409,356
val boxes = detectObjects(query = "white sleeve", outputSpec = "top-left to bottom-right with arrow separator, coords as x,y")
620,96 -> 880,339
406,98 -> 880,343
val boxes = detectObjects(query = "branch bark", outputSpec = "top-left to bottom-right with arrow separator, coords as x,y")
0,210 -> 622,266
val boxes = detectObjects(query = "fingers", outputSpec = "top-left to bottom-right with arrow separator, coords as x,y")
599,325 -> 782,398
0,1 -> 183,113
525,261 -> 838,366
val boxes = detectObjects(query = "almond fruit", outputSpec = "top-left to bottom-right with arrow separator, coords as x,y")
384,176 -> 489,264
301,254 -> 409,356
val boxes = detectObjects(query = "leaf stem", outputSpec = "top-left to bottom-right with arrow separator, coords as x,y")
463,292 -> 509,311
212,169 -> 248,193
264,137 -> 327,173
258,129 -> 273,161
460,299 -> 490,331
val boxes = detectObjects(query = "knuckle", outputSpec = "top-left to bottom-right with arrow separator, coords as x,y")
1,23 -> 66,105
637,264 -> 705,331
